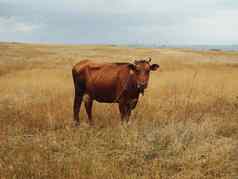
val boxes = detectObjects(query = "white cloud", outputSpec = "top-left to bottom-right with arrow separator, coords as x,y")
186,10 -> 238,44
0,0 -> 238,44
0,17 -> 40,33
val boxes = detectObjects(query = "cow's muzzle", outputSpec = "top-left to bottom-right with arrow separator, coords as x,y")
137,83 -> 147,95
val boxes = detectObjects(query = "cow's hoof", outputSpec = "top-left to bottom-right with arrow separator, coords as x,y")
121,121 -> 130,128
74,121 -> 80,127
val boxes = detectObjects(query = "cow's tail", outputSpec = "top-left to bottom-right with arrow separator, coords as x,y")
72,69 -> 85,95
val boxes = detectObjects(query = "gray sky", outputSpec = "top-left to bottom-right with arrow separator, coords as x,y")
0,0 -> 238,45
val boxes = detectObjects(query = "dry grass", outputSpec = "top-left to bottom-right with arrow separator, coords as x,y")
0,42 -> 238,179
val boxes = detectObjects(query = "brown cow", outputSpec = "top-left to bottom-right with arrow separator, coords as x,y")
72,58 -> 159,126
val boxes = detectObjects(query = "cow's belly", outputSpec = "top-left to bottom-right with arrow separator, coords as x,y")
91,86 -> 118,103
94,93 -> 118,103
95,97 -> 117,103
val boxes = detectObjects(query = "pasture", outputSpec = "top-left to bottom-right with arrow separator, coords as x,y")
0,42 -> 238,178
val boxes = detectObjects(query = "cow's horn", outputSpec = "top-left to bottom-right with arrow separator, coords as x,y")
147,57 -> 152,63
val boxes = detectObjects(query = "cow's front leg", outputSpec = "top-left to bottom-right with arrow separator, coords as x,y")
119,100 -> 131,123
129,98 -> 138,110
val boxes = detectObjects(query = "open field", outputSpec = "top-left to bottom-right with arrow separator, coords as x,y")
0,42 -> 238,178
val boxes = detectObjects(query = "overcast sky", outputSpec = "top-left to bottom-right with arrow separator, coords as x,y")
0,0 -> 238,45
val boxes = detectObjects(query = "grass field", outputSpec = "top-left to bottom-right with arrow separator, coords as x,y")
0,42 -> 238,178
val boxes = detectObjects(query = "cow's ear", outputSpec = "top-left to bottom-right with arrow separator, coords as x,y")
128,63 -> 136,70
150,64 -> 160,71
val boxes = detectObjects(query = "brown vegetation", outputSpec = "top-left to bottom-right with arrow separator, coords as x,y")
0,43 -> 238,178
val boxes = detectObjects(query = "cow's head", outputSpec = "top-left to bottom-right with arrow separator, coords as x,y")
128,57 -> 159,93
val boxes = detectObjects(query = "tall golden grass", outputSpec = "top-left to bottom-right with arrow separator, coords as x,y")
0,42 -> 238,178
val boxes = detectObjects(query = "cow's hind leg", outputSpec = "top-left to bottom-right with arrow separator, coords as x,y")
73,88 -> 84,126
84,95 -> 94,126
72,71 -> 85,126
